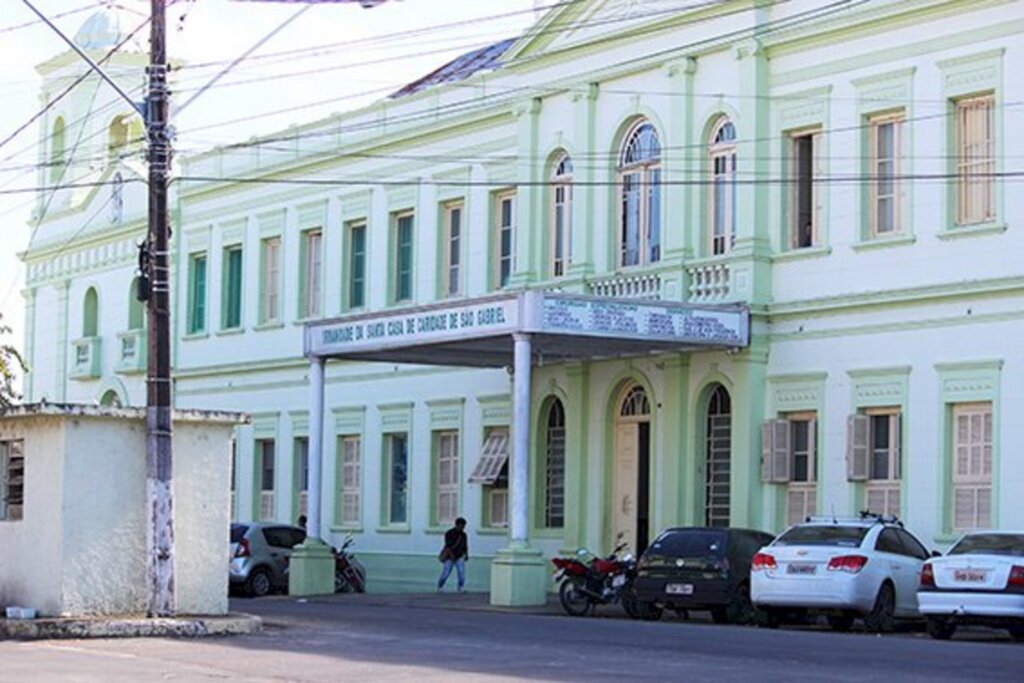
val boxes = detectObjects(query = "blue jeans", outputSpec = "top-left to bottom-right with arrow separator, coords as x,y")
438,558 -> 465,590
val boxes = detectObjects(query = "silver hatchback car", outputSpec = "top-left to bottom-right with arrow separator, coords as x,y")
230,522 -> 307,597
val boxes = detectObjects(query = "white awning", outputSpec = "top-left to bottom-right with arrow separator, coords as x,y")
468,430 -> 509,485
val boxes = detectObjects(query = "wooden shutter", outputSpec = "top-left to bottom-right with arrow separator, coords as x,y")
812,131 -> 823,244
846,414 -> 870,482
891,415 -> 902,480
762,419 -> 791,483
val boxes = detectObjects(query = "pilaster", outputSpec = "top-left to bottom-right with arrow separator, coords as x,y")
659,354 -> 691,529
663,59 -> 696,265
22,287 -> 37,401
728,339 -> 769,528
567,84 -> 598,278
510,98 -> 542,288
55,279 -> 70,401
563,361 -> 590,551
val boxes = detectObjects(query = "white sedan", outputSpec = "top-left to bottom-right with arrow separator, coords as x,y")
918,531 -> 1024,640
751,518 -> 933,632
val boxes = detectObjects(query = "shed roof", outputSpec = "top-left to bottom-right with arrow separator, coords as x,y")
389,38 -> 516,99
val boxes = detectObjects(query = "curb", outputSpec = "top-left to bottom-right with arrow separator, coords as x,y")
0,612 -> 262,641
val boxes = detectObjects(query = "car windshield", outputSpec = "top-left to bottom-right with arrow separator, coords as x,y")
948,534 -> 1024,557
230,524 -> 248,544
645,530 -> 727,558
774,526 -> 869,548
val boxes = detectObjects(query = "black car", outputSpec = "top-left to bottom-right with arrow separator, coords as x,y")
632,527 -> 775,623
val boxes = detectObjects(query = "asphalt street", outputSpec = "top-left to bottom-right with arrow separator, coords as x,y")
1,594 -> 1021,682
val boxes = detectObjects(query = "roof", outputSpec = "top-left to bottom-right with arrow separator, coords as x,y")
389,38 -> 516,99
0,402 -> 249,425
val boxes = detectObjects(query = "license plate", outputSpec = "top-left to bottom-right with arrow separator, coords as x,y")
787,563 -> 816,575
666,583 -> 694,595
954,569 -> 987,582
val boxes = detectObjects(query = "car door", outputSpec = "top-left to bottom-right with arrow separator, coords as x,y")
895,529 -> 930,612
874,528 -> 915,614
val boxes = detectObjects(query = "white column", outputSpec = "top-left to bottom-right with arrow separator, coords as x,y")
308,356 -> 325,540
511,333 -> 532,545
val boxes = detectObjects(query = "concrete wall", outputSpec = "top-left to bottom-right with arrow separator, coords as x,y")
0,405 -> 241,617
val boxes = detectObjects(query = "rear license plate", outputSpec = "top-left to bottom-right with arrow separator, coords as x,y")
954,569 -> 987,582
666,583 -> 694,595
787,563 -> 816,575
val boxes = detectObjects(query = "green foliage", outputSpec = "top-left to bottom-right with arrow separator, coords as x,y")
0,312 -> 26,408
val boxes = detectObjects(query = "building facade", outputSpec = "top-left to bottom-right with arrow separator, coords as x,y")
19,0 -> 1024,593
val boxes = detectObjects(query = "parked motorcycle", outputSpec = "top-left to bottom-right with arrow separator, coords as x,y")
551,542 -> 638,617
333,537 -> 366,593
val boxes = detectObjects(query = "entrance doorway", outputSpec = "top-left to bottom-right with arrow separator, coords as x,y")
613,384 -> 651,555
704,384 -> 731,527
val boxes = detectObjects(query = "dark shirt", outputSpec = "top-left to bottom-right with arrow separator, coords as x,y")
444,527 -> 468,560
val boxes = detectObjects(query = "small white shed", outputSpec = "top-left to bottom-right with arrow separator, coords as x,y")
0,403 -> 245,617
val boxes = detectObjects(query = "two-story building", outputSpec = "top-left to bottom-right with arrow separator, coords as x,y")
17,0 -> 1024,600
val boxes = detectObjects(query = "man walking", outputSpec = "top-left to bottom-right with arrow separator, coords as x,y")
437,517 -> 468,593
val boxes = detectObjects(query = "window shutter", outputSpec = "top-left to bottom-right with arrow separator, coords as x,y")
761,421 -> 773,483
812,132 -> 823,243
806,419 -> 817,482
891,415 -> 901,480
846,414 -> 870,482
772,419 -> 792,483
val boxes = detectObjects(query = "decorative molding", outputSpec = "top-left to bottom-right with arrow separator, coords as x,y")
332,406 -> 366,435
938,48 -> 1004,96
378,401 -> 413,432
251,412 -> 279,439
257,209 -> 285,236
289,410 -> 309,437
220,218 -> 246,245
935,359 -> 1002,403
426,397 -> 464,431
776,85 -> 831,130
852,67 -> 915,114
340,190 -> 372,221
297,199 -> 328,229
477,393 -> 511,426
386,184 -> 418,210
848,366 -> 911,408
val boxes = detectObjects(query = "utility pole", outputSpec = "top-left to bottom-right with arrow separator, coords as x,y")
143,0 -> 174,618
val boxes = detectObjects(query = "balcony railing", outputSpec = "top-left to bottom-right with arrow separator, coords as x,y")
586,272 -> 661,300
687,262 -> 731,303
115,328 -> 147,374
70,337 -> 101,380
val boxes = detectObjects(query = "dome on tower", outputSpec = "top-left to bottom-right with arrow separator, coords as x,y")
73,5 -> 141,51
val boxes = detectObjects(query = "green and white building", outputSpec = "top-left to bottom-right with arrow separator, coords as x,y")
19,1 -> 1024,601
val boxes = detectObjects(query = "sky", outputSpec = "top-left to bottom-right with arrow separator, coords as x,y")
0,0 -> 540,384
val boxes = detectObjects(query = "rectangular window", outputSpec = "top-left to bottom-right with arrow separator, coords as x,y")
495,193 -> 515,288
435,431 -> 459,526
385,433 -> 408,525
790,131 -> 821,249
0,439 -> 25,522
339,435 -> 361,526
869,114 -> 903,236
394,213 -> 413,303
347,222 -> 366,310
260,237 -> 282,323
301,229 -> 323,318
955,94 -> 995,226
866,409 -> 901,517
187,253 -> 207,334
256,439 -> 276,521
442,203 -> 462,297
222,245 -> 243,329
952,402 -> 993,531
787,413 -> 816,526
294,437 -> 309,519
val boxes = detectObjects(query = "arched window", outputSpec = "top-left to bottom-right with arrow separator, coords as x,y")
83,287 -> 99,337
50,116 -> 66,183
619,384 -> 651,418
128,278 -> 144,330
709,118 -> 737,256
108,115 -> 130,158
550,154 -> 573,278
100,390 -> 122,408
618,120 -> 662,267
544,399 -> 566,528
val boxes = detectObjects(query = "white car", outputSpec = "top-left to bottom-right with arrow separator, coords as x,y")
918,531 -> 1024,641
750,517 -> 933,632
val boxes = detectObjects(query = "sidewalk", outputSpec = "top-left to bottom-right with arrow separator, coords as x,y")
281,591 -> 565,616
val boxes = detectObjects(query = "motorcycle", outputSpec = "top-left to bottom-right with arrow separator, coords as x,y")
551,542 -> 638,617
333,536 -> 367,593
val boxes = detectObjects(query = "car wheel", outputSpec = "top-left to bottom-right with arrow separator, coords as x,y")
1007,621 -> 1024,641
636,600 -> 663,621
827,615 -> 855,632
722,583 -> 756,626
863,582 -> 896,634
244,567 -> 273,598
925,616 -> 957,640
759,608 -> 781,629
559,579 -> 592,617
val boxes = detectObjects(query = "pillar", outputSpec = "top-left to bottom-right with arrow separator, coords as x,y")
490,333 -> 547,606
289,356 -> 335,596
562,361 -> 590,552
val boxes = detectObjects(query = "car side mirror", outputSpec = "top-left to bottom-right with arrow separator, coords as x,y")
931,550 -> 941,558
